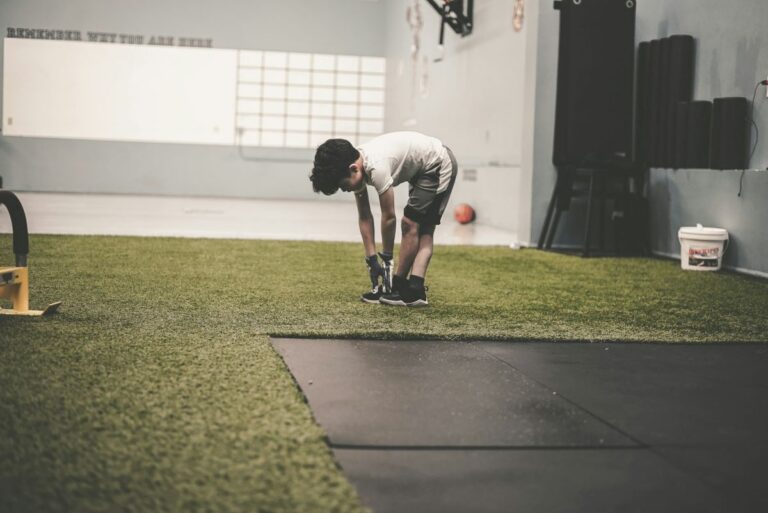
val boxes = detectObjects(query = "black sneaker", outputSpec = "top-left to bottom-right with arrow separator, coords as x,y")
379,290 -> 406,306
401,284 -> 428,307
380,275 -> 408,306
361,285 -> 384,304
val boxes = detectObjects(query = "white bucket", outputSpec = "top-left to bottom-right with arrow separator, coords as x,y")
678,224 -> 729,271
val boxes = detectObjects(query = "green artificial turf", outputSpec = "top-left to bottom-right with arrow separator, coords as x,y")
1,234 -> 767,512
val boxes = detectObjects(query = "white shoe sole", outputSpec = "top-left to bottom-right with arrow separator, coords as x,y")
406,299 -> 428,307
380,297 -> 406,306
360,296 -> 381,304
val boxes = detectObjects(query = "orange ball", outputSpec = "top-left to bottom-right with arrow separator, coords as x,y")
454,203 -> 476,224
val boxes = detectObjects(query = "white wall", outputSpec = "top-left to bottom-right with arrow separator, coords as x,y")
444,166 -> 520,232
4,39 -> 238,145
0,0 -> 386,202
383,0 -> 529,233
4,39 -> 387,151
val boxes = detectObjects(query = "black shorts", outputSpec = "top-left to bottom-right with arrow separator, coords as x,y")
403,146 -> 458,226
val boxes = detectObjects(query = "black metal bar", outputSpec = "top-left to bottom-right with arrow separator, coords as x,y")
582,172 -> 596,257
466,0 -> 473,33
0,191 -> 30,266
599,175 -> 606,252
424,0 -> 472,36
439,4 -> 447,46
538,181 -> 560,249
546,208 -> 562,250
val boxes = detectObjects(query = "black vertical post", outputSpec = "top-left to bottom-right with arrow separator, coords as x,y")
583,172 -> 596,257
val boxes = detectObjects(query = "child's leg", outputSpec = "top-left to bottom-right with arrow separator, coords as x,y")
394,215 -> 420,279
411,224 -> 435,278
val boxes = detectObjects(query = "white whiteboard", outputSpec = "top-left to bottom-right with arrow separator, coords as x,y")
2,38 -> 237,145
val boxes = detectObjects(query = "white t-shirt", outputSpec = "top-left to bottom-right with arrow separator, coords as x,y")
358,132 -> 453,196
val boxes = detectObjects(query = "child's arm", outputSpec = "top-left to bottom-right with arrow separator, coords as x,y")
378,187 -> 397,255
354,188 -> 377,257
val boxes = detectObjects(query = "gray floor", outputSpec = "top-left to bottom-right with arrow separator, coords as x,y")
272,338 -> 768,513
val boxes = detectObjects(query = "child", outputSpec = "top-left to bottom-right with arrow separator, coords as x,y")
310,131 -> 458,307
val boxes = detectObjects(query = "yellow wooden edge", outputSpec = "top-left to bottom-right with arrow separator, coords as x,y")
0,301 -> 62,317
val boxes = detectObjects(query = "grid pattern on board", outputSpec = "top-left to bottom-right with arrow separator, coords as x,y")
235,51 -> 386,148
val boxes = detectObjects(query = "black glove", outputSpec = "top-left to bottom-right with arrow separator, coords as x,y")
378,252 -> 393,294
365,254 -> 385,289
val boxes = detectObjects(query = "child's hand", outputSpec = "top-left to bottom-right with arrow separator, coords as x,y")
365,255 -> 385,288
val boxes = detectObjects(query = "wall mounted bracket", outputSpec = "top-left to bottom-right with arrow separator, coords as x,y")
425,0 -> 474,46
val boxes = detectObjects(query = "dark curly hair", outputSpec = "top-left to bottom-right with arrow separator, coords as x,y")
310,139 -> 360,195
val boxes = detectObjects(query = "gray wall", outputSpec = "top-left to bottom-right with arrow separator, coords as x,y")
639,0 -> 768,276
383,0 -> 526,165
0,0 -> 386,202
382,0 -> 529,232
529,0 -> 768,276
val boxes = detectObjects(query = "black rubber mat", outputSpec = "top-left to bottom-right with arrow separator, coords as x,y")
479,342 -> 768,445
333,448 -> 723,513
272,339 -> 768,513
272,339 -> 635,447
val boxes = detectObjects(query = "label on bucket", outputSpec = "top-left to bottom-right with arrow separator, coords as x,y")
688,246 -> 719,267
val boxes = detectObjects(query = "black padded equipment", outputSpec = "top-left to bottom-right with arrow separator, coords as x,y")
552,0 -> 636,166
674,101 -> 689,168
647,39 -> 662,164
635,41 -> 651,164
641,35 -> 695,167
666,35 -> 695,166
657,37 -> 671,167
685,100 -> 713,168
710,96 -> 749,170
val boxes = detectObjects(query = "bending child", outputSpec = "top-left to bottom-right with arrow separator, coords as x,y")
310,131 -> 458,307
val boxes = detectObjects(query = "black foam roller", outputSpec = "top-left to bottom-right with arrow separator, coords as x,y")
686,101 -> 712,169
666,35 -> 695,166
657,37 -> 671,167
635,41 -> 651,164
710,97 -> 749,170
648,39 -> 662,165
674,101 -> 689,168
